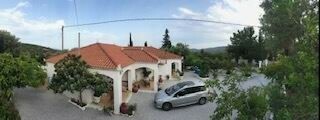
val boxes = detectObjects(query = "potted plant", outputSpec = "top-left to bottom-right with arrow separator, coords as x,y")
120,103 -> 128,114
92,78 -> 112,103
142,68 -> 151,78
93,91 -> 102,103
93,83 -> 106,103
128,103 -> 137,117
159,75 -> 163,83
132,83 -> 139,93
166,75 -> 170,80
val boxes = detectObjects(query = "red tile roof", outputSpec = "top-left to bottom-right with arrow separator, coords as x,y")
144,47 -> 182,59
46,43 -> 182,69
122,47 -> 158,63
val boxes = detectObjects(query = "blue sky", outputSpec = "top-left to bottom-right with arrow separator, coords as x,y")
0,0 -> 263,49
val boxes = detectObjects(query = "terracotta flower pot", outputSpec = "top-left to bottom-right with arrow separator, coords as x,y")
120,103 -> 128,114
159,78 -> 163,83
132,86 -> 139,93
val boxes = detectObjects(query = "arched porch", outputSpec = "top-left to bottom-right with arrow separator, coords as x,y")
171,62 -> 181,78
133,67 -> 155,91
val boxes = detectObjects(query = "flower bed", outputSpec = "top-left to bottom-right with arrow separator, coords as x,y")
68,98 -> 87,110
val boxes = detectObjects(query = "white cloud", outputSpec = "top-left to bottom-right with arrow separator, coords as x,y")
0,1 -> 65,49
172,0 -> 264,48
0,1 -> 118,50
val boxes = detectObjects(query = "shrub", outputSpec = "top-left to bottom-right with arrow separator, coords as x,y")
142,68 -> 151,78
92,74 -> 112,97
166,75 -> 170,80
0,96 -> 20,120
240,64 -> 253,77
128,103 -> 137,116
159,75 -> 164,83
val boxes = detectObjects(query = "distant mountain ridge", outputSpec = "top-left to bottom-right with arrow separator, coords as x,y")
191,46 -> 227,54
20,43 -> 61,58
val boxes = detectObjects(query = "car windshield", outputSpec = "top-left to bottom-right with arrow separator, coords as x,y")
165,84 -> 181,96
165,81 -> 194,96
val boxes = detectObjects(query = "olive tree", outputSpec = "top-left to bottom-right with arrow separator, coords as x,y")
0,53 -> 46,100
49,54 -> 112,104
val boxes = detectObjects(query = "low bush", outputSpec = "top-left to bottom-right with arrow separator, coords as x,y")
0,96 -> 20,120
128,103 -> 137,116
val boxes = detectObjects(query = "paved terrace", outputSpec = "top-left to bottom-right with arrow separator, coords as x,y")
14,71 -> 268,120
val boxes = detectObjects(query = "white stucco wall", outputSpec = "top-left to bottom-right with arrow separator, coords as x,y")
45,58 -> 181,114
158,59 -> 182,79
45,63 -> 55,83
122,62 -> 159,92
45,62 -> 122,113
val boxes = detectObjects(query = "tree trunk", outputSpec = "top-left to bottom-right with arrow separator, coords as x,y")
284,39 -> 295,56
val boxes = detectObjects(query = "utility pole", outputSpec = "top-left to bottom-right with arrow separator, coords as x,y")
78,32 -> 80,55
61,26 -> 64,50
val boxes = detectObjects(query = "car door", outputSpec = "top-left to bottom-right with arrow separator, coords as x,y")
183,87 -> 202,105
171,88 -> 189,107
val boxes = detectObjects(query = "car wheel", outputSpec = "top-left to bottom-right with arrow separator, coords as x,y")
199,97 -> 207,105
162,102 -> 172,111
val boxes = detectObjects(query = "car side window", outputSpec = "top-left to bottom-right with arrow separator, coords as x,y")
199,86 -> 206,91
174,89 -> 186,97
186,86 -> 204,94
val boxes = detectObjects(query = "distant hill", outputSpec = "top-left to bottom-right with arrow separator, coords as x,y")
191,46 -> 227,54
19,43 -> 61,59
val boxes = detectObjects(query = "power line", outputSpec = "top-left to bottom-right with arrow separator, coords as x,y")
64,18 -> 261,28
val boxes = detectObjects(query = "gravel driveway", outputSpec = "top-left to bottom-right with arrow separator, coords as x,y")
14,71 -> 268,120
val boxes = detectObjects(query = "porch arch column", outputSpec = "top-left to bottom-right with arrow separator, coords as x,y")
113,71 -> 122,114
153,67 -> 159,92
128,69 -> 135,91
178,61 -> 182,72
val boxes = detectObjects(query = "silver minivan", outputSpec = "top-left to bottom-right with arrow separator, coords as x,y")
154,80 -> 210,111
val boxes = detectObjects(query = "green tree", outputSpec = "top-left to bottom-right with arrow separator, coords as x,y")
169,43 -> 190,68
144,41 -> 148,47
200,49 -> 204,54
129,33 -> 133,47
185,52 -> 201,66
48,54 -> 110,104
227,27 -> 262,63
263,11 -> 319,119
0,95 -> 20,120
262,1 -> 319,118
256,30 -> 268,61
173,43 -> 189,56
0,36 -> 4,52
0,53 -> 46,100
260,0 -> 307,56
205,72 -> 268,120
92,74 -> 112,97
0,53 -> 45,120
161,28 -> 172,50
0,30 -> 20,56
206,0 -> 319,119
